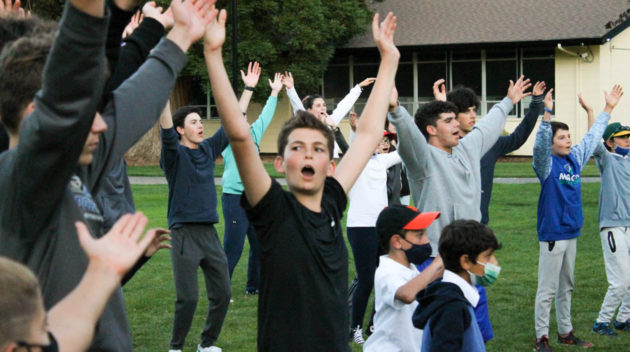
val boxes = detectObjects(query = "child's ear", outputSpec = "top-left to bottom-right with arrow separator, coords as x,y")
391,234 -> 403,250
176,126 -> 184,136
606,139 -> 615,149
426,125 -> 437,137
460,254 -> 473,271
326,159 -> 336,177
274,155 -> 286,174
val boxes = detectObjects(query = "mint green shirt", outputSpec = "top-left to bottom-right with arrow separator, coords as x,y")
221,96 -> 278,194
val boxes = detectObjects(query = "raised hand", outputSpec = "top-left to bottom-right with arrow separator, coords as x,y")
203,8 -> 226,53
544,88 -> 554,110
349,111 -> 358,132
433,78 -> 446,101
241,61 -> 261,88
322,115 -> 336,129
507,76 -> 532,104
577,93 -> 592,113
372,12 -> 399,60
143,229 -> 171,257
532,81 -> 546,96
359,77 -> 376,88
269,72 -> 284,95
143,1 -> 174,30
282,71 -> 294,89
389,85 -> 398,111
122,10 -> 143,39
0,0 -> 26,17
75,213 -> 156,278
604,84 -> 624,112
170,0 -> 218,49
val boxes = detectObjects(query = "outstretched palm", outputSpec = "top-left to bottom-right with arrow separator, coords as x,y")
204,8 -> 226,52
604,84 -> 624,108
172,0 -> 218,43
372,12 -> 399,58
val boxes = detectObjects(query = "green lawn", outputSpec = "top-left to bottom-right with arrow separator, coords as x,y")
125,181 -> 623,351
128,160 -> 602,179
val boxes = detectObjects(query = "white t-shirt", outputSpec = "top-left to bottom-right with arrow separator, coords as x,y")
347,152 -> 401,227
364,255 -> 422,352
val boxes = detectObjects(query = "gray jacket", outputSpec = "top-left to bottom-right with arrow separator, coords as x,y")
593,142 -> 630,229
388,98 -> 513,254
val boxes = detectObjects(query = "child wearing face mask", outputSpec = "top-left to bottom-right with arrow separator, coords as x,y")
412,220 -> 501,352
532,86 -> 623,351
591,122 -> 630,336
363,206 -> 443,352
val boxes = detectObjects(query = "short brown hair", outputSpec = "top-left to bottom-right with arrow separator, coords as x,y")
277,110 -> 334,159
0,256 -> 43,348
0,33 -> 53,134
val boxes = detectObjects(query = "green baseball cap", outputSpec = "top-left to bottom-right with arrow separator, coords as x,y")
603,122 -> 630,142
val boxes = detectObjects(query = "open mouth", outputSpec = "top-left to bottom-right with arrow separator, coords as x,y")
301,165 -> 315,177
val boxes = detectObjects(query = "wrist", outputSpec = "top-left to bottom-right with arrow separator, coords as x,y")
270,90 -> 280,97
166,27 -> 192,52
604,105 -> 614,114
244,86 -> 255,91
544,107 -> 553,114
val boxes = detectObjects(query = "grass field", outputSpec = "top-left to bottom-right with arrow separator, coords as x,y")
127,160 -> 601,179
124,180 -> 625,351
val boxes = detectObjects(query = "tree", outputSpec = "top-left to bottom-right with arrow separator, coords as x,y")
25,0 -> 380,101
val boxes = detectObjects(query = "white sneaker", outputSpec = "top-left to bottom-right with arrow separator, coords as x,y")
352,325 -> 365,345
197,344 -> 222,352
168,350 -> 182,352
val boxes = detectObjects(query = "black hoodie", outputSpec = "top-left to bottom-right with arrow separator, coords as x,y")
413,279 -> 482,351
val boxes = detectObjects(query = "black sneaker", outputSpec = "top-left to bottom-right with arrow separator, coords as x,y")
557,331 -> 594,348
614,318 -> 630,331
535,335 -> 553,352
244,289 -> 259,295
592,321 -> 617,337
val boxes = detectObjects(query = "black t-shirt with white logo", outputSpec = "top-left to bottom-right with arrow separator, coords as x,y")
243,177 -> 349,352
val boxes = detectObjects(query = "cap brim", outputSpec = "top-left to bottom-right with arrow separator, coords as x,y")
403,211 -> 440,230
612,130 -> 630,138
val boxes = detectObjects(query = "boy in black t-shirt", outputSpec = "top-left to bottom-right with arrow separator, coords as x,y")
203,9 -> 401,352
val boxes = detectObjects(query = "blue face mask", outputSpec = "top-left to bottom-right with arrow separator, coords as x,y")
401,238 -> 432,265
614,145 -> 630,156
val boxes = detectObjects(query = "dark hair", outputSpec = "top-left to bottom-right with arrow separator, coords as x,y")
551,121 -> 569,138
439,220 -> 501,273
302,94 -> 324,110
0,34 -> 53,134
446,86 -> 479,114
0,15 -> 57,51
172,106 -> 202,138
277,110 -> 334,159
414,100 -> 458,140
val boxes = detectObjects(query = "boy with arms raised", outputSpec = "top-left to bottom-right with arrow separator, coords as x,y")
412,220 -> 502,352
363,205 -> 442,352
532,85 -> 623,351
591,119 -> 630,336
204,8 -> 400,351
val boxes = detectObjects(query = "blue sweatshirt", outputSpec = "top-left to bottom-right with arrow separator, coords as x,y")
161,127 -> 229,228
533,112 -> 610,241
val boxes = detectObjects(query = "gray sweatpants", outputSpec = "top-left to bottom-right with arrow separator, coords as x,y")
534,238 -> 576,339
170,224 -> 231,350
596,227 -> 630,323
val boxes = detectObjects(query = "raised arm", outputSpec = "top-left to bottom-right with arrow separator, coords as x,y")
532,89 -> 553,181
495,81 -> 546,154
250,72 -> 282,144
48,213 -> 157,352
282,71 -> 306,114
329,77 -> 375,125
387,88 -> 430,180
462,77 -> 530,156
11,1 -> 108,238
572,85 -> 623,168
238,61 -> 261,113
205,9 -> 271,206
91,0 -> 217,182
334,12 -> 400,193
578,93 -> 595,129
